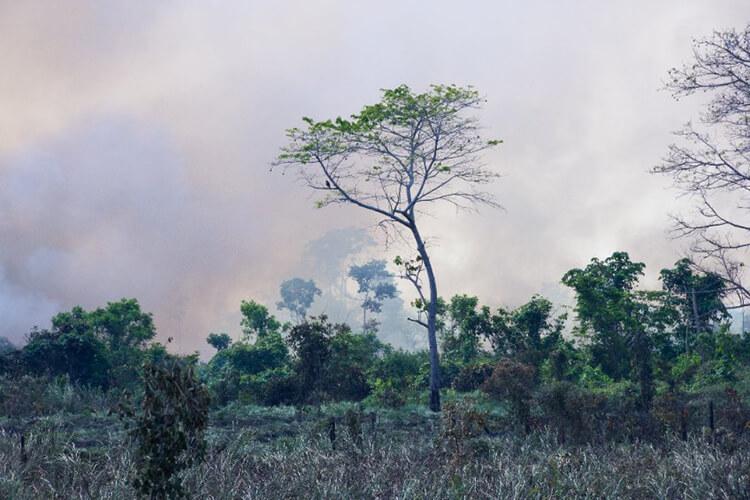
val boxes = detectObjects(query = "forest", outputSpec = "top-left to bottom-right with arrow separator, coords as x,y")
3,13 -> 750,500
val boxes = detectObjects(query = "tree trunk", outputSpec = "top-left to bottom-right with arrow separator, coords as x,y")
690,287 -> 700,336
410,224 -> 441,412
425,261 -> 441,412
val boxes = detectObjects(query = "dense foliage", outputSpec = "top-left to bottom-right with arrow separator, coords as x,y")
1,299 -> 157,389
2,252 -> 747,430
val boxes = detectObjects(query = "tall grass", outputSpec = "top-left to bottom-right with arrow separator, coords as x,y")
1,407 -> 748,499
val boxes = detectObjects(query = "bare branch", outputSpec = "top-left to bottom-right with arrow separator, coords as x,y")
656,25 -> 750,306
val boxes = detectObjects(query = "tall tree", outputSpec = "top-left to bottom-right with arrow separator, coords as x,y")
276,84 -> 502,411
206,332 -> 232,352
660,258 -> 729,353
277,278 -> 321,323
653,24 -> 750,305
348,259 -> 398,332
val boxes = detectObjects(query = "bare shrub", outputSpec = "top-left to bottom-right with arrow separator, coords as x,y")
481,359 -> 536,432
452,362 -> 494,392
438,400 -> 489,465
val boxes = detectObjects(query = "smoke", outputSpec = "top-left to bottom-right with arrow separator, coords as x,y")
0,117 -> 250,346
2,1 -> 750,354
287,227 -> 422,349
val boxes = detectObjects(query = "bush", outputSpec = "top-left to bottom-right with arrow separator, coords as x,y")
207,365 -> 241,406
671,353 -> 701,387
240,367 -> 298,406
536,381 -> 606,443
370,349 -> 425,390
366,378 -> 406,408
22,329 -> 111,388
439,400 -> 489,463
129,358 -> 210,498
481,360 -> 536,431
452,362 -> 494,392
717,387 -> 750,435
652,391 -> 688,438
325,365 -> 371,402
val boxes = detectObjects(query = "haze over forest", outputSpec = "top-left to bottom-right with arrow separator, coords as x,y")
3,1 -> 750,355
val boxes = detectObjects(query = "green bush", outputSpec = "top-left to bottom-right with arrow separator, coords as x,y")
366,378 -> 406,408
240,367 -> 298,406
671,353 -> 701,387
130,358 -> 210,499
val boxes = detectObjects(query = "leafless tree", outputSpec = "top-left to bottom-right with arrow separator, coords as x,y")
275,84 -> 502,411
654,25 -> 750,307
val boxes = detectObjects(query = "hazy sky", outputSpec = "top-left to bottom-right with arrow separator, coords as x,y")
2,1 -> 750,353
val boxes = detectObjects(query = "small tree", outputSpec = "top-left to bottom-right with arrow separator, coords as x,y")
562,252 -> 647,380
22,326 -> 110,388
441,294 -> 488,365
90,298 -> 156,387
35,300 -> 156,388
286,315 -> 336,402
89,298 -> 156,352
206,332 -> 232,352
277,278 -> 321,323
240,300 -> 281,339
276,84 -> 502,411
349,259 -> 398,332
484,295 -> 566,367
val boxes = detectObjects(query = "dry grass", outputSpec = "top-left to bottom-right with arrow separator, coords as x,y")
1,405 -> 749,499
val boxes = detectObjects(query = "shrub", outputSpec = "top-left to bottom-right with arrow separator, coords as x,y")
366,378 -> 406,408
325,365 -> 371,402
0,374 -> 113,418
439,400 -> 489,464
717,387 -> 750,435
481,360 -> 536,431
652,391 -> 688,438
240,367 -> 298,406
130,358 -> 210,498
536,381 -> 607,443
22,328 -> 111,388
671,353 -> 701,387
370,349 -> 426,394
452,362 -> 494,392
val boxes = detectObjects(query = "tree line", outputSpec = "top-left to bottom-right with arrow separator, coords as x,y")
2,252 -> 748,423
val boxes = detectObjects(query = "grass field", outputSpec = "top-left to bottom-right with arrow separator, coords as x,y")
1,400 -> 749,499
